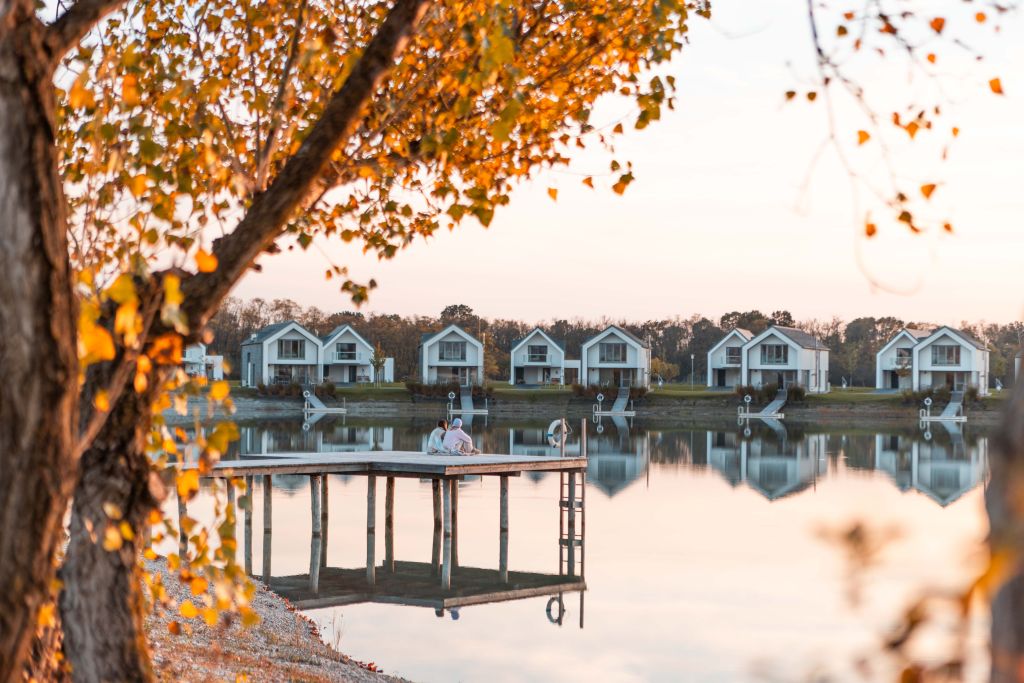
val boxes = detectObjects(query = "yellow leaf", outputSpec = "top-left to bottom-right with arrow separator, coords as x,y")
37,603 -> 56,628
209,381 -> 230,401
163,274 -> 184,307
195,249 -> 218,273
168,621 -> 182,635
857,130 -> 870,145
546,188 -> 558,201
190,577 -> 209,595
103,502 -> 123,520
69,71 -> 95,109
177,469 -> 200,500
122,74 -> 141,107
134,371 -> 149,393
119,521 -> 135,541
128,175 -> 147,198
201,608 -> 219,626
103,525 -> 123,551
179,600 -> 199,619
79,324 -> 116,365
107,274 -> 137,304
239,606 -> 260,628
920,183 -> 937,199
94,390 -> 110,412
990,78 -> 1004,95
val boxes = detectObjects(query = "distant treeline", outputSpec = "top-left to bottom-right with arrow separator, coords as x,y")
207,298 -> 1024,387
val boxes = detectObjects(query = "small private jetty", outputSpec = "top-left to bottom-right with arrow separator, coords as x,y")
919,392 -> 967,423
447,387 -> 489,418
181,436 -> 588,612
593,386 -> 636,417
737,388 -> 787,421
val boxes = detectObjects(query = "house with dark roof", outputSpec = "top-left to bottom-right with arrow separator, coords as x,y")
320,324 -> 393,384
418,324 -> 484,386
240,320 -> 322,387
706,328 -> 754,389
509,328 -> 574,385
909,326 -> 990,396
740,325 -> 830,393
874,327 -> 934,390
580,325 -> 651,388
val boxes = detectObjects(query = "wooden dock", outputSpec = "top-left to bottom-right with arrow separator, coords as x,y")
183,446 -> 588,595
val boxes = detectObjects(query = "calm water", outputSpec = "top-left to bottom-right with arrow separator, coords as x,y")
194,416 -> 992,682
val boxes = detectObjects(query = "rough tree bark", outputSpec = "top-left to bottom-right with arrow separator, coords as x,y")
57,2 -> 432,680
0,13 -> 79,683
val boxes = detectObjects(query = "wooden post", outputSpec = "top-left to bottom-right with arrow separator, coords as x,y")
262,474 -> 272,583
560,418 -> 566,459
581,418 -> 588,459
309,475 -> 322,594
244,475 -> 253,575
320,475 -> 329,568
441,478 -> 453,590
385,476 -> 395,573
176,491 -> 187,561
452,480 -> 459,569
567,471 -> 577,578
366,475 -> 376,585
499,475 -> 509,583
226,478 -> 237,559
431,479 -> 442,576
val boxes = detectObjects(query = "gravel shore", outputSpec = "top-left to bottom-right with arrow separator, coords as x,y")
146,561 -> 408,683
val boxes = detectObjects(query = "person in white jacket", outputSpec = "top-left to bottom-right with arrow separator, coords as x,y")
442,418 -> 480,455
427,420 -> 449,454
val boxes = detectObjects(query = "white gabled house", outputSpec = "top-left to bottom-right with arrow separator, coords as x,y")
706,328 -> 753,388
509,328 -> 567,385
419,324 -> 484,386
580,325 -> 651,388
874,328 -> 933,390
910,326 -> 990,396
320,324 -> 393,384
740,325 -> 830,394
183,343 -> 224,380
240,320 -> 322,387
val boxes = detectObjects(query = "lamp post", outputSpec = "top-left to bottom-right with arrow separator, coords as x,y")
690,353 -> 695,390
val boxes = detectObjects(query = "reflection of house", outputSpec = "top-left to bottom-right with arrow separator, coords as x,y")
706,428 -> 827,501
419,324 -> 484,386
580,326 -> 651,389
238,423 -> 395,455
183,343 -> 224,380
508,427 -> 582,457
320,324 -> 393,385
706,328 -> 753,389
586,417 -> 650,496
240,321 -> 322,387
873,430 -> 987,506
509,328 -> 572,386
741,326 -> 830,394
875,326 -> 989,395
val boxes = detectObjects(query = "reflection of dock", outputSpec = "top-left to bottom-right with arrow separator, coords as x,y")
272,561 -> 585,611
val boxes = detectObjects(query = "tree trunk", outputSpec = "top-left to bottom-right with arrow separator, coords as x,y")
0,17 -> 79,683
60,386 -> 159,683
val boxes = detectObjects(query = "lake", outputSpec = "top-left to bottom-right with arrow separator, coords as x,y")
195,415 -> 992,682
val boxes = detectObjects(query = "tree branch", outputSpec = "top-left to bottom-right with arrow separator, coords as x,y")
179,0 -> 431,328
44,0 -> 128,64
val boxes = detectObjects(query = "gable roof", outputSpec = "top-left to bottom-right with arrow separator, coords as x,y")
321,324 -> 372,350
917,326 -> 987,351
244,321 -> 292,345
419,324 -> 482,348
708,328 -> 754,355
511,328 -> 565,354
582,325 -> 649,350
876,328 -> 932,358
747,325 -> 828,351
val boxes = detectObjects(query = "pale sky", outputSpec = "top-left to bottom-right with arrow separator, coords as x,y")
233,0 -> 1024,325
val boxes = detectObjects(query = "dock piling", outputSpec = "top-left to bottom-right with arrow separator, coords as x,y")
177,491 -> 187,561
452,481 -> 459,569
243,475 -> 253,575
431,479 -> 442,575
366,475 -> 376,585
262,474 -> 272,582
320,475 -> 329,567
309,475 -> 322,593
385,476 -> 395,573
499,475 -> 509,583
442,478 -> 453,590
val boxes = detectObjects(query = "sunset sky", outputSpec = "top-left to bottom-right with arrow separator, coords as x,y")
233,0 -> 1024,325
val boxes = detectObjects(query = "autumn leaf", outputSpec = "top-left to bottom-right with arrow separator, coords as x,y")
976,12 -> 987,23
990,78 -> 1004,95
857,130 -> 870,145
929,17 -> 946,34
952,126 -> 960,137
920,183 -> 937,199
179,600 -> 199,619
865,222 -> 877,238
806,91 -> 817,102
168,621 -> 182,636
190,577 -> 209,595
546,188 -> 558,201
69,71 -> 95,109
582,177 -> 594,189
209,380 -> 230,401
37,603 -> 56,628
128,175 -> 147,198
103,525 -> 123,551
943,222 -> 954,233
122,75 -> 141,107
784,90 -> 796,101
195,249 -> 218,273
94,389 -> 110,412
926,53 -> 936,64
177,469 -> 200,500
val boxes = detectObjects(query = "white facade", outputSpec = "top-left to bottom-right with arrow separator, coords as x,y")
874,328 -> 932,391
911,327 -> 990,396
321,325 -> 393,384
740,326 -> 830,394
509,328 -> 566,385
183,343 -> 224,380
419,324 -> 485,386
706,328 -> 753,388
240,321 -> 322,387
580,326 -> 651,388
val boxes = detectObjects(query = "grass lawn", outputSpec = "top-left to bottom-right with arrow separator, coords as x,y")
805,387 -> 903,404
489,385 -> 574,400
649,383 -> 727,399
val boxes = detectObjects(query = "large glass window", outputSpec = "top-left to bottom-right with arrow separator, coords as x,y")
599,342 -> 627,363
278,339 -> 303,360
760,344 -> 788,365
725,346 -> 741,364
335,342 -> 357,360
439,341 -> 467,361
931,345 -> 961,366
527,344 -> 548,363
896,347 -> 912,360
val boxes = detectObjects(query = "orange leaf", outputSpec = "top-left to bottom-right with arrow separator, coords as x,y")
943,222 -> 954,233
784,90 -> 796,101
976,12 -> 986,23
179,600 -> 199,619
547,188 -> 558,201
865,222 -> 877,238
195,249 -> 218,273
920,183 -> 937,199
857,130 -> 870,145
905,122 -> 920,139
926,53 -> 936,64
806,91 -> 817,102
582,177 -> 594,189
929,17 -> 945,34
990,78 -> 1004,95
952,126 -> 960,138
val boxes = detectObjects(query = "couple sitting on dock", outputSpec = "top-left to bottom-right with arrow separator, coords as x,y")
427,418 -> 481,456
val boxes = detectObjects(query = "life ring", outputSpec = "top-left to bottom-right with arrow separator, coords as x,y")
302,390 -> 312,399
546,419 -> 564,448
545,596 -> 565,623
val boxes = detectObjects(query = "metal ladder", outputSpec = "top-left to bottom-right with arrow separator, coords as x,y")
558,469 -> 586,579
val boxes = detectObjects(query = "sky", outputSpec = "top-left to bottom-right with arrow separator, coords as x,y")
232,0 -> 1024,326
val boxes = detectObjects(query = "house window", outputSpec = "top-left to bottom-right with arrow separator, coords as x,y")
439,341 -> 466,361
335,342 -> 357,361
931,345 -> 961,366
527,344 -> 547,363
278,339 -> 303,360
725,347 -> 741,364
599,342 -> 627,363
896,347 -> 912,361
760,344 -> 788,365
